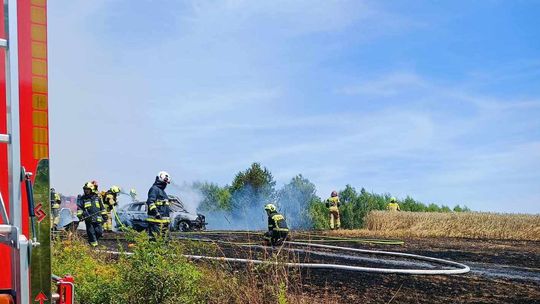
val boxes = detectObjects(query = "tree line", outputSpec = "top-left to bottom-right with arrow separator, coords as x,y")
194,162 -> 470,229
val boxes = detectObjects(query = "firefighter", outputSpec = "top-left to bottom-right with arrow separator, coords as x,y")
387,197 -> 401,211
263,203 -> 289,246
146,171 -> 171,241
129,188 -> 137,202
102,185 -> 121,231
326,190 -> 341,229
50,188 -> 61,230
77,182 -> 107,247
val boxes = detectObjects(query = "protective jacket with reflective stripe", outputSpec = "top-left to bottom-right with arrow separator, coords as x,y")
146,178 -> 170,221
51,191 -> 60,209
77,193 -> 106,223
387,202 -> 400,211
268,211 -> 289,232
326,197 -> 340,208
103,190 -> 118,212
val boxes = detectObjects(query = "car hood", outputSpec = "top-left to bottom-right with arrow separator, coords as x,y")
171,211 -> 199,221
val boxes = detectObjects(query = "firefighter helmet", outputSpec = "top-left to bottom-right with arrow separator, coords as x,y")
91,180 -> 99,191
264,203 -> 277,213
110,185 -> 121,194
390,197 -> 397,203
157,171 -> 171,184
83,182 -> 95,191
331,190 -> 338,197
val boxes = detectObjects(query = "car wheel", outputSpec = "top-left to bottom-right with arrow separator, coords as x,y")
178,220 -> 191,232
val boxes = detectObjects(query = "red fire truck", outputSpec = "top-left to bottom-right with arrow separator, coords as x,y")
1,1 -> 73,303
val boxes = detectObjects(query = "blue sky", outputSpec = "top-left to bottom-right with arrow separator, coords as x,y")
48,0 -> 540,213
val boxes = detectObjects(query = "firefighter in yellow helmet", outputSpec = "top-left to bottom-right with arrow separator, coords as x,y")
76,182 -> 107,246
263,203 -> 289,246
387,197 -> 401,211
102,185 -> 121,231
326,190 -> 341,229
50,188 -> 61,230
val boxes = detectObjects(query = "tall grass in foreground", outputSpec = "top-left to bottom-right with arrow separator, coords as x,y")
329,211 -> 540,241
52,233 -> 330,304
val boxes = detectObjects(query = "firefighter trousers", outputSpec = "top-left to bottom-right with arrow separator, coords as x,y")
329,207 -> 340,229
264,230 -> 289,246
103,211 -> 113,231
147,221 -> 170,241
51,208 -> 60,229
85,221 -> 103,247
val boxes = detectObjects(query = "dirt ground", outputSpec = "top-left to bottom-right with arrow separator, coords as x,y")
97,231 -> 540,303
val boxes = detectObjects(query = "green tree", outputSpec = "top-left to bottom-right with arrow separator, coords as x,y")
440,205 -> 452,212
401,196 -> 427,212
230,162 -> 276,213
277,174 -> 318,228
339,184 -> 357,204
194,182 -> 232,212
427,203 -> 441,212
453,204 -> 463,212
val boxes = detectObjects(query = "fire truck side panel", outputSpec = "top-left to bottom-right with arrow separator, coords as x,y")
0,1 -> 11,291
0,1 -> 51,301
18,0 -> 51,302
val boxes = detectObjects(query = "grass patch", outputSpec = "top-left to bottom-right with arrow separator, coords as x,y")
53,232 -> 325,303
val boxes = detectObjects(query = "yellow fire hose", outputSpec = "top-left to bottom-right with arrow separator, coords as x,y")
111,205 -> 128,231
175,230 -> 404,245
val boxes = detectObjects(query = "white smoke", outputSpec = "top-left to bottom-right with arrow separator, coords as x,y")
168,181 -> 203,214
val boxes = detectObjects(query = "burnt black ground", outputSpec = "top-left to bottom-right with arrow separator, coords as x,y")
94,231 -> 540,303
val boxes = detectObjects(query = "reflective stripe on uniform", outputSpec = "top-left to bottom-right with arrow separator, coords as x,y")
272,214 -> 285,221
146,217 -> 170,223
149,203 -> 157,210
274,227 -> 289,232
155,200 -> 169,206
84,202 -> 92,208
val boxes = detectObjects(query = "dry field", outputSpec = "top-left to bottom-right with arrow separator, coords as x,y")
326,211 -> 540,241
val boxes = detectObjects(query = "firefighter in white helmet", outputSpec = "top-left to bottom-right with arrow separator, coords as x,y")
146,171 -> 171,240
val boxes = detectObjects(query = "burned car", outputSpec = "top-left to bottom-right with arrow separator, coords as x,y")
115,195 -> 207,232
55,207 -> 80,232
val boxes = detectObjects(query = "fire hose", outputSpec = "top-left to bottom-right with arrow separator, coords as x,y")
102,235 -> 470,275
178,230 -> 404,245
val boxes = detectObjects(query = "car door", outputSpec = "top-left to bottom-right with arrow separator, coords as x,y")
115,204 -> 134,226
132,203 -> 147,222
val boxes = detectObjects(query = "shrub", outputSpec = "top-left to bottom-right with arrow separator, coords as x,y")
52,237 -> 121,304
116,233 -> 203,304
